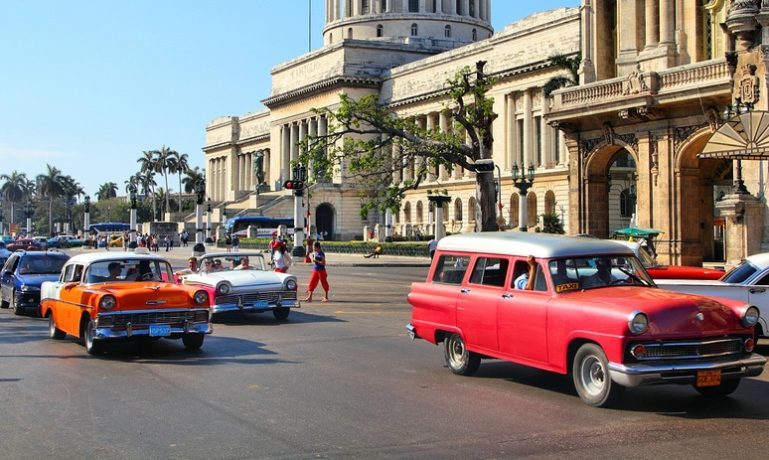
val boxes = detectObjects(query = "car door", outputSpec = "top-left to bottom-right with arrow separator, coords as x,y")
497,257 -> 550,364
455,256 -> 511,354
1,254 -> 19,303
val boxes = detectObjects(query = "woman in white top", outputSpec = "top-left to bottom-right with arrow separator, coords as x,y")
273,246 -> 292,273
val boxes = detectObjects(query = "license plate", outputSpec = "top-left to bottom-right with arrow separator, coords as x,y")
696,370 -> 721,387
149,324 -> 171,337
254,300 -> 269,308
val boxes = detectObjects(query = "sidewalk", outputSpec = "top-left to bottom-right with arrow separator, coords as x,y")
66,245 -> 432,268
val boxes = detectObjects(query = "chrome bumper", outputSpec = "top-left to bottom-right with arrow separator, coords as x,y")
94,322 -> 211,340
608,353 -> 767,387
406,323 -> 417,340
211,299 -> 299,314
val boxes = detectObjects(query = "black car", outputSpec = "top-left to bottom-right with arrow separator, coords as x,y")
0,250 -> 69,315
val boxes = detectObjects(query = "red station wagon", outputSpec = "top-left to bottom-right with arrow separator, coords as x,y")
407,232 -> 765,407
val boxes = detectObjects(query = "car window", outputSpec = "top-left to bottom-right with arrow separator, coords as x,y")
86,258 -> 172,283
432,254 -> 471,285
469,257 -> 509,287
63,264 -> 84,282
721,260 -> 758,284
754,272 -> 769,286
19,256 -> 67,275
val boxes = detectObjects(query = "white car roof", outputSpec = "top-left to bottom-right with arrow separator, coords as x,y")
746,252 -> 769,269
65,250 -> 170,265
437,232 -> 635,259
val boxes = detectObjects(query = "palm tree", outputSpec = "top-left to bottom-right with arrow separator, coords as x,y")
37,164 -> 66,235
0,171 -> 30,224
96,182 -> 118,201
60,175 -> 83,231
170,150 -> 189,214
155,187 -> 169,218
138,150 -> 158,221
182,166 -> 205,194
152,146 -> 174,218
543,53 -> 581,97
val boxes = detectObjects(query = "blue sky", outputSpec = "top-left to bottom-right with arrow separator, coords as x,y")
0,0 -> 578,197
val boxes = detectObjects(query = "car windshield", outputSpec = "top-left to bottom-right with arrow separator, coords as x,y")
198,254 -> 266,273
547,254 -> 653,292
86,258 -> 173,283
18,256 -> 68,275
721,259 -> 758,284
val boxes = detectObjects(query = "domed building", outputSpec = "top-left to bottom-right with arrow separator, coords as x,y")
202,1 -> 579,248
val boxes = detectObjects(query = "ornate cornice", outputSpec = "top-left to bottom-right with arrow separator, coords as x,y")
262,76 -> 381,107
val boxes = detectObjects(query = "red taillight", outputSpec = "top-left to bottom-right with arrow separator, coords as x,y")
631,344 -> 646,358
745,338 -> 755,352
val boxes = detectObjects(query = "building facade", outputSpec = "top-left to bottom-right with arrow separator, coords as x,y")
203,1 -> 579,241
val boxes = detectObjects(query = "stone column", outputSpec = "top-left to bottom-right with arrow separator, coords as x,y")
659,0 -> 674,44
281,125 -> 290,183
522,89 -> 532,167
505,93 -> 515,171
645,0 -> 659,48
540,96 -> 550,166
578,0 -> 596,83
290,123 -> 299,166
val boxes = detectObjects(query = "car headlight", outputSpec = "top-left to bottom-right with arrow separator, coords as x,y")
193,290 -> 209,305
20,285 -> 41,292
742,305 -> 760,328
627,311 -> 648,335
216,282 -> 231,295
99,295 -> 117,310
285,279 -> 297,291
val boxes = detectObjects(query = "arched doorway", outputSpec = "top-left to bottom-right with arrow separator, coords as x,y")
583,143 -> 637,238
315,203 -> 335,241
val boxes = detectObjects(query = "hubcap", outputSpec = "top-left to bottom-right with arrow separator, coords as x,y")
449,336 -> 465,366
581,356 -> 606,396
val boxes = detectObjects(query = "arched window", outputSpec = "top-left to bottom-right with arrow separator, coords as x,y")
454,198 -> 463,221
472,28 -> 477,41
468,197 -> 477,222
444,25 -> 452,38
376,24 -> 384,37
411,23 -> 418,36
404,202 -> 412,223
442,202 -> 449,222
527,193 -> 538,229
416,201 -> 424,224
620,189 -> 634,217
509,194 -> 519,228
544,190 -> 556,215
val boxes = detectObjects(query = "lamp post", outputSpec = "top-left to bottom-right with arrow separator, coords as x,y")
427,194 -> 451,241
24,202 -> 35,236
194,177 -> 205,248
128,183 -> 138,244
512,164 -> 535,231
206,197 -> 212,240
83,196 -> 91,244
290,164 -> 308,257
723,102 -> 750,195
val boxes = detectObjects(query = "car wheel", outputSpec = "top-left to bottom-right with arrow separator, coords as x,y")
0,291 -> 8,308
572,343 -> 624,407
273,307 -> 290,321
11,290 -> 22,315
444,333 -> 481,376
83,318 -> 105,355
694,378 -> 741,397
182,333 -> 205,351
48,312 -> 66,340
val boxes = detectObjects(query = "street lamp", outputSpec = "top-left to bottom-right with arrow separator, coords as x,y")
206,197 -> 212,240
83,196 -> 91,245
512,164 -> 535,231
722,102 -> 750,195
23,202 -> 35,236
128,183 -> 138,245
193,177 -> 206,252
287,164 -> 308,257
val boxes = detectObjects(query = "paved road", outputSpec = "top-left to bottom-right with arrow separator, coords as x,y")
2,263 -> 769,459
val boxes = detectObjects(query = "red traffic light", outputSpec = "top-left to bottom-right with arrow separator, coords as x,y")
283,180 -> 304,190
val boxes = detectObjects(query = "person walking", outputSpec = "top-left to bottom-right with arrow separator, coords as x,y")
232,234 -> 240,253
304,241 -> 329,302
273,245 -> 292,273
225,233 -> 232,252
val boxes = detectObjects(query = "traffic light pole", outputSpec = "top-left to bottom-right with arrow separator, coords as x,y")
292,193 -> 305,257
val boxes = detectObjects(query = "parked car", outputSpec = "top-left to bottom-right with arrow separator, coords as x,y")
180,251 -> 299,321
619,241 -> 724,280
407,232 -> 765,407
32,236 -> 48,250
0,243 -> 11,269
1,235 -> 14,245
6,238 -> 42,252
1,250 -> 70,315
47,234 -> 85,248
39,249 -> 212,355
657,252 -> 769,338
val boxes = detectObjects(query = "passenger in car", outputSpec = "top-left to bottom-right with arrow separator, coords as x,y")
513,255 -> 537,290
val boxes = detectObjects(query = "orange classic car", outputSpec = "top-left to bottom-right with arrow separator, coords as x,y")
39,250 -> 212,355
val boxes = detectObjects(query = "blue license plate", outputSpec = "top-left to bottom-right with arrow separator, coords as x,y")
254,300 -> 269,308
149,324 -> 171,337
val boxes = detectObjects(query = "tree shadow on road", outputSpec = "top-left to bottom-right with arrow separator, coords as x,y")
212,310 -> 346,326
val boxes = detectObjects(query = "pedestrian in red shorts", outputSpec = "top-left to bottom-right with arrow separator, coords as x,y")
304,241 -> 329,302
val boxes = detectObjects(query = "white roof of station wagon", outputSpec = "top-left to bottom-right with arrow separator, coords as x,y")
437,232 -> 634,259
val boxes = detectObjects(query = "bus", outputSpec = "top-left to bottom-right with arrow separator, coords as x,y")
88,222 -> 130,235
225,216 -> 293,238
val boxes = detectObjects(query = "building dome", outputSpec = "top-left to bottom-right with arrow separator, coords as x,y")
323,0 -> 493,50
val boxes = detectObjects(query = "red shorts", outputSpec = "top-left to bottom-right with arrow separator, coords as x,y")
307,269 -> 329,292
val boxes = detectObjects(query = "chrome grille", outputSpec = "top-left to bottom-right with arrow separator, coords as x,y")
629,336 -> 746,361
216,290 -> 297,305
101,310 -> 208,326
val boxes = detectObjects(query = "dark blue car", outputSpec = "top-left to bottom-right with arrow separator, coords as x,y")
0,251 -> 69,316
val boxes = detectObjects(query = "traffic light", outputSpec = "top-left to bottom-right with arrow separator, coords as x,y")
473,159 -> 495,172
283,180 -> 304,190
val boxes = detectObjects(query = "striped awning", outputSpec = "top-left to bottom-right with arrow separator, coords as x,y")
698,111 -> 769,159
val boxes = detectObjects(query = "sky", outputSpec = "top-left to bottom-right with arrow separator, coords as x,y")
0,0 -> 578,198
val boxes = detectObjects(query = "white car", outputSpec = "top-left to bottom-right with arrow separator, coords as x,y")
180,251 -> 299,321
657,252 -> 769,338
